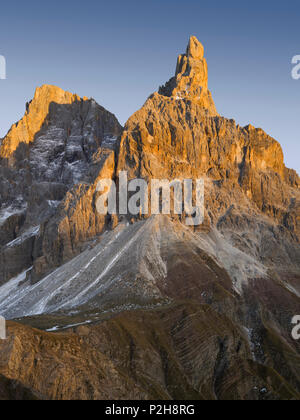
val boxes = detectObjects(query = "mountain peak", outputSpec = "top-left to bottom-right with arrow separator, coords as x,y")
186,36 -> 204,60
31,84 -> 87,107
0,85 -> 88,159
159,37 -> 217,115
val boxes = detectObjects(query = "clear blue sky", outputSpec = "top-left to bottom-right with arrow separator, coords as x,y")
0,0 -> 299,174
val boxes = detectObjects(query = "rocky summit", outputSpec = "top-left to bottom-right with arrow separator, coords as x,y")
158,36 -> 217,114
0,37 -> 299,400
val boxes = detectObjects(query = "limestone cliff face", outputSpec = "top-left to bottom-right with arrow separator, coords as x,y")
118,37 -> 299,238
0,85 -> 122,283
115,37 -> 300,293
0,85 -> 86,159
37,148 -> 117,274
118,94 -> 286,182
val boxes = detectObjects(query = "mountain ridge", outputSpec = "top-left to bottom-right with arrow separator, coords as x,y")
0,36 -> 299,400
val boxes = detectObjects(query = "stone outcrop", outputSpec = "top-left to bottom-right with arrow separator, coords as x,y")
0,85 -> 122,284
116,44 -> 300,286
159,36 -> 217,115
1,85 -> 87,159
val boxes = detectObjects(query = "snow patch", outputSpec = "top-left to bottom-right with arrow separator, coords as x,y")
4,226 -> 40,249
0,204 -> 26,227
47,200 -> 61,208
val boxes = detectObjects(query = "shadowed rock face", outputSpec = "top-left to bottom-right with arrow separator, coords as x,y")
0,85 -> 122,284
0,374 -> 42,400
0,37 -> 299,400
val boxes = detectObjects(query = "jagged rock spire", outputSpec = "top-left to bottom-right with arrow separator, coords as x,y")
186,36 -> 204,60
159,36 -> 217,115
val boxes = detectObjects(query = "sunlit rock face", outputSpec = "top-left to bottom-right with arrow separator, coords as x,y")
0,85 -> 122,283
118,37 -> 299,239
0,37 -> 299,401
158,36 -> 217,115
1,85 -> 86,159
